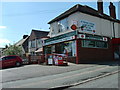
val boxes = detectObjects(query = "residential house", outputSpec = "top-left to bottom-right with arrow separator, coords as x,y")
28,29 -> 49,55
15,35 -> 29,58
0,48 -> 5,57
43,1 -> 120,64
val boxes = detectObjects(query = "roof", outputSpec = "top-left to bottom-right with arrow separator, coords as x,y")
48,4 -> 120,24
35,48 -> 43,53
29,29 -> 49,40
15,36 -> 29,46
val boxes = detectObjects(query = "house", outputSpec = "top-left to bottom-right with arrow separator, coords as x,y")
43,1 -> 120,64
15,35 -> 29,58
0,48 -> 5,57
28,29 -> 49,55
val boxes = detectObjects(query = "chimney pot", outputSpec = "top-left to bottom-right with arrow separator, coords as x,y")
109,2 -> 116,19
23,35 -> 28,39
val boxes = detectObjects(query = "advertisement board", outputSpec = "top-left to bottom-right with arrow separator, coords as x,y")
80,20 -> 96,34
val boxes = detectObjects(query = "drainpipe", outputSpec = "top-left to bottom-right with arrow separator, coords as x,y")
113,22 -> 115,38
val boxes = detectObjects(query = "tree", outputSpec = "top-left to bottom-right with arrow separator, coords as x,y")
3,45 -> 23,56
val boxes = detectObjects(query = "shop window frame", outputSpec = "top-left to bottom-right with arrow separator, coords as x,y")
82,40 -> 108,49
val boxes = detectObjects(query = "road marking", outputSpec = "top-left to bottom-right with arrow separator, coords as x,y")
9,65 -> 116,88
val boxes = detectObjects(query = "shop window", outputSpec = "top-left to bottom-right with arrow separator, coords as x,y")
82,40 -> 108,48
44,46 -> 52,54
44,41 -> 76,56
51,45 -> 55,53
55,41 -> 76,56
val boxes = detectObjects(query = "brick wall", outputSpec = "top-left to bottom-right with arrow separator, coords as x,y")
77,39 -> 114,63
67,57 -> 76,63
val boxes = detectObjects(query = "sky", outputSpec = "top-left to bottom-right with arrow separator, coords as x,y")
0,1 -> 119,48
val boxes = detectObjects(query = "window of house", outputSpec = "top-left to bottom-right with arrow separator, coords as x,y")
28,41 -> 32,48
31,40 -> 36,48
82,40 -> 108,48
50,27 -> 54,35
58,18 -> 68,33
37,39 -> 42,48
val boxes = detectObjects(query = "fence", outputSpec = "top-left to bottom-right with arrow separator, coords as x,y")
28,55 -> 45,64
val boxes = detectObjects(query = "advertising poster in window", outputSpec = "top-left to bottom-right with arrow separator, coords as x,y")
80,20 -> 96,34
48,55 -> 53,64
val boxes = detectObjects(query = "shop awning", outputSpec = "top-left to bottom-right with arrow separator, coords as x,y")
35,48 -> 43,53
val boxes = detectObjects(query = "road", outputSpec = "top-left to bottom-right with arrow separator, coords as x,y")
66,73 -> 119,89
0,61 -> 119,89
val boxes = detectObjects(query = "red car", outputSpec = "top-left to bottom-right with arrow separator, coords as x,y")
0,55 -> 22,69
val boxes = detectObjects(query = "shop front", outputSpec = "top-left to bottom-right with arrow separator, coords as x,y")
43,31 -> 77,63
43,31 -> 114,64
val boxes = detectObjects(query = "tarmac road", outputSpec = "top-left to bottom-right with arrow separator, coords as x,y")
1,61 -> 119,88
67,72 -> 119,88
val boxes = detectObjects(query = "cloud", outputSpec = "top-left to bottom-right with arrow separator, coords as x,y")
0,38 -> 10,47
0,26 -> 7,29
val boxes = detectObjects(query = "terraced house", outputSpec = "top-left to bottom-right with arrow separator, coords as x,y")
43,1 -> 120,64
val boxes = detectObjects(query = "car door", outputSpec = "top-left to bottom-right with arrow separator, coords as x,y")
6,56 -> 16,67
3,56 -> 14,67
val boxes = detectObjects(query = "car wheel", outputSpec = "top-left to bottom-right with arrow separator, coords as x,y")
16,62 -> 21,67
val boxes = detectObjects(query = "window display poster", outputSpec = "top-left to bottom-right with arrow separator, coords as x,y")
48,55 -> 53,64
48,58 -> 53,64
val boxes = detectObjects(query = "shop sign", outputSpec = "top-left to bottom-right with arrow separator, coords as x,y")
44,36 -> 75,46
103,37 -> 108,42
78,34 -> 108,41
71,24 -> 77,30
44,31 -> 77,46
79,34 -> 86,39
80,20 -> 96,33
85,34 -> 103,41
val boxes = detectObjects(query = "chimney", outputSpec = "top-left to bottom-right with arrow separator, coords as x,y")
23,35 -> 28,39
109,2 -> 116,19
97,0 -> 103,14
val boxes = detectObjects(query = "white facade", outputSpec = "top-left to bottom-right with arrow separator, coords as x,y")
49,11 -> 120,38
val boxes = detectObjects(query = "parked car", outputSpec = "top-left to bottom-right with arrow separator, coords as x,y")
0,55 -> 22,69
